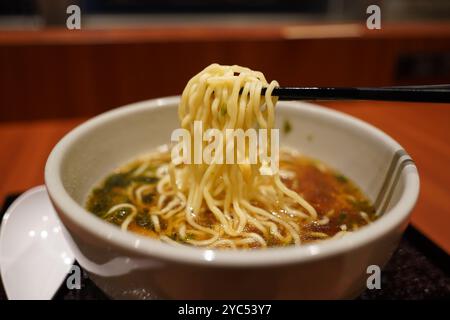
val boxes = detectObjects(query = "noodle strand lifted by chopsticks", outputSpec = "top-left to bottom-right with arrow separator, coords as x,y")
158,64 -> 318,248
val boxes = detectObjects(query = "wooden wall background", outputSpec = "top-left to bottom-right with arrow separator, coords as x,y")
1,23 -> 450,122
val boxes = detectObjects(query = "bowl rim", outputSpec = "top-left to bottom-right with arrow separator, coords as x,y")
45,96 -> 420,267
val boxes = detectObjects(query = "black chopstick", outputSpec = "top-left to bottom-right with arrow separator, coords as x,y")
260,85 -> 450,103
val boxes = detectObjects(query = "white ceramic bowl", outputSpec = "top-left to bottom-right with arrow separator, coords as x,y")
45,97 -> 419,299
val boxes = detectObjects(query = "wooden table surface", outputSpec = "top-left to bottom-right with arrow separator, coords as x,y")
0,101 -> 449,253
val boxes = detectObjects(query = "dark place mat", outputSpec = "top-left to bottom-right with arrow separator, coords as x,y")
0,192 -> 449,300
